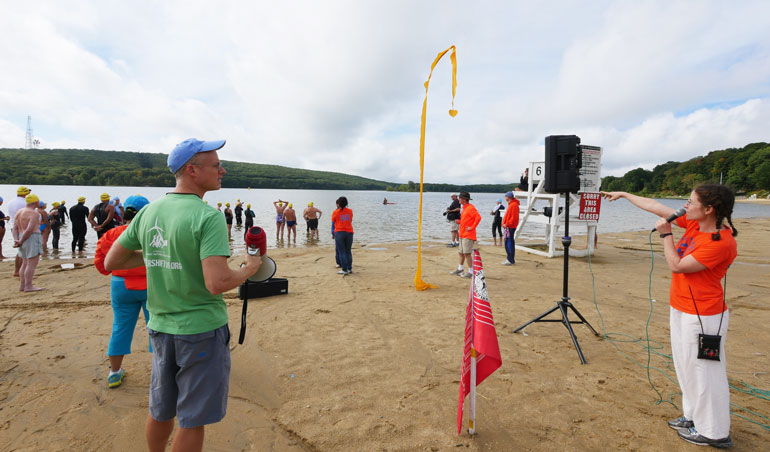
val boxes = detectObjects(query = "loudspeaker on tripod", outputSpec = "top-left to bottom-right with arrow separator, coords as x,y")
544,135 -> 581,194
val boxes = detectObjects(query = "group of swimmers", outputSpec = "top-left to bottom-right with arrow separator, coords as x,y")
208,199 -> 324,243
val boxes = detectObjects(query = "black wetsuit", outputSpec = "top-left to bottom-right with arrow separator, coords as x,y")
49,210 -> 61,249
245,208 -> 255,229
234,204 -> 243,226
491,204 -> 504,238
224,209 -> 233,225
58,204 -> 68,225
69,203 -> 89,252
93,202 -> 116,239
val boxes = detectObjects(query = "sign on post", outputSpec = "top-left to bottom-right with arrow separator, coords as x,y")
578,192 -> 602,220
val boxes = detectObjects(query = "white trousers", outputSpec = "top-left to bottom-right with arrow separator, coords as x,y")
669,307 -> 730,439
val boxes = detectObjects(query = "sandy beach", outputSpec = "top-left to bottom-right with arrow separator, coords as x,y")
1,218 -> 768,451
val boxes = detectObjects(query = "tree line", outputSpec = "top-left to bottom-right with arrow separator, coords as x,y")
3,142 -> 767,195
600,142 -> 770,196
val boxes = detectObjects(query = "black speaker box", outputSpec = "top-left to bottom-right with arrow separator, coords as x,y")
238,278 -> 289,300
544,135 -> 581,193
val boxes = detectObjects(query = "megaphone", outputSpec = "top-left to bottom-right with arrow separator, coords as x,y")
248,255 -> 276,282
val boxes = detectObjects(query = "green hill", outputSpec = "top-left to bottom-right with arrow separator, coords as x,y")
0,147 -> 516,192
0,148 -> 395,190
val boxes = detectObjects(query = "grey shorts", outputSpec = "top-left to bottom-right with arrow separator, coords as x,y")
17,232 -> 43,259
147,324 -> 231,428
459,238 -> 476,254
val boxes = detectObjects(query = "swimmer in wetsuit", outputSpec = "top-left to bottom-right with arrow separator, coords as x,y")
234,200 -> 243,226
69,197 -> 89,253
224,202 -> 233,241
274,199 -> 287,240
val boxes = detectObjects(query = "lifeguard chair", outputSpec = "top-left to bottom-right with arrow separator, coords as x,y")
513,147 -> 602,258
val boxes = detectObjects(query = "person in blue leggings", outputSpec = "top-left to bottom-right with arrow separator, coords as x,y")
94,195 -> 151,388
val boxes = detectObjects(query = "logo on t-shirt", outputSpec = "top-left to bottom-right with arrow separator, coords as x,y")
677,236 -> 695,257
149,218 -> 168,248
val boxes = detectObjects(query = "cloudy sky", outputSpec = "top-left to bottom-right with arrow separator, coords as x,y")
1,0 -> 768,184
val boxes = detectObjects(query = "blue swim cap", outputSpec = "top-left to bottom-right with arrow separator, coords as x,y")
124,195 -> 150,211
0,196 -> 3,202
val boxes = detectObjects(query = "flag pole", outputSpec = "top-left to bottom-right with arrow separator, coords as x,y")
468,347 -> 477,434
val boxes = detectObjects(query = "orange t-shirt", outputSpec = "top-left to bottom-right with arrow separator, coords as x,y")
94,225 -> 148,291
458,203 -> 481,240
331,208 -> 354,233
669,216 -> 737,316
502,198 -> 520,229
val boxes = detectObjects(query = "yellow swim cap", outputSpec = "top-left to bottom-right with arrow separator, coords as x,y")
100,193 -> 110,201
225,202 -> 230,207
25,193 -> 39,204
288,203 -> 292,208
308,202 -> 313,207
78,196 -> 86,202
17,186 -> 30,195
217,202 -> 222,206
52,202 -> 60,207
247,203 -> 251,208
61,200 -> 65,204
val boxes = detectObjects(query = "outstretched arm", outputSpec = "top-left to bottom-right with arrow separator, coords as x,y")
601,191 -> 675,219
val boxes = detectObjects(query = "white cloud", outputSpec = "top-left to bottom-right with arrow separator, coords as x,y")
0,0 -> 768,185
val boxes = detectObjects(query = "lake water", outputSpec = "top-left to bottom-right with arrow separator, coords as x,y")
2,184 -> 770,261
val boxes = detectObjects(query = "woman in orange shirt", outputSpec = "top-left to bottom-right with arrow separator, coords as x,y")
331,196 -> 353,275
602,184 -> 737,448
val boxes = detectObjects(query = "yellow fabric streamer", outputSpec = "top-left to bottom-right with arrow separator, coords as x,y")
414,45 -> 458,291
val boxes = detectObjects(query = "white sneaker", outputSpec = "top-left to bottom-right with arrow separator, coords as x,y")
337,270 -> 348,275
335,264 -> 341,268
501,260 -> 513,265
460,272 -> 473,278
449,268 -> 463,275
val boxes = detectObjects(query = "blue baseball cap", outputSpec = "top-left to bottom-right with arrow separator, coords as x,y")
0,196 -> 4,202
124,195 -> 150,211
497,198 -> 503,203
168,138 -> 226,173
505,191 -> 514,198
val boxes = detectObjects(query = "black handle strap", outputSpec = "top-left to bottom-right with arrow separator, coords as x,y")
239,298 -> 248,344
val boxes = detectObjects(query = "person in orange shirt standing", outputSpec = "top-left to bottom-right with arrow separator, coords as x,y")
501,191 -> 520,265
449,192 -> 481,278
602,185 -> 737,448
331,196 -> 354,275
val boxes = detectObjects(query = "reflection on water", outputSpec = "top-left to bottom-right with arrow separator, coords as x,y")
2,184 -> 769,261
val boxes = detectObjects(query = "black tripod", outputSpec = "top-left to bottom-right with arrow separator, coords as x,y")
513,192 -> 599,364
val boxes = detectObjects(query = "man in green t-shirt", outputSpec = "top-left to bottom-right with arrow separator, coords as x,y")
105,138 -> 261,452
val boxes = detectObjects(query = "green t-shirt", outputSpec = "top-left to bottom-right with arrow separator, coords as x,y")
118,193 -> 231,334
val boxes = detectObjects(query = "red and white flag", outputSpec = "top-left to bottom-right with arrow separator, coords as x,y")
457,249 -> 502,434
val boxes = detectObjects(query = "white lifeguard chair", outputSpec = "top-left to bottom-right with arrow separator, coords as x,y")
513,157 -> 601,258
